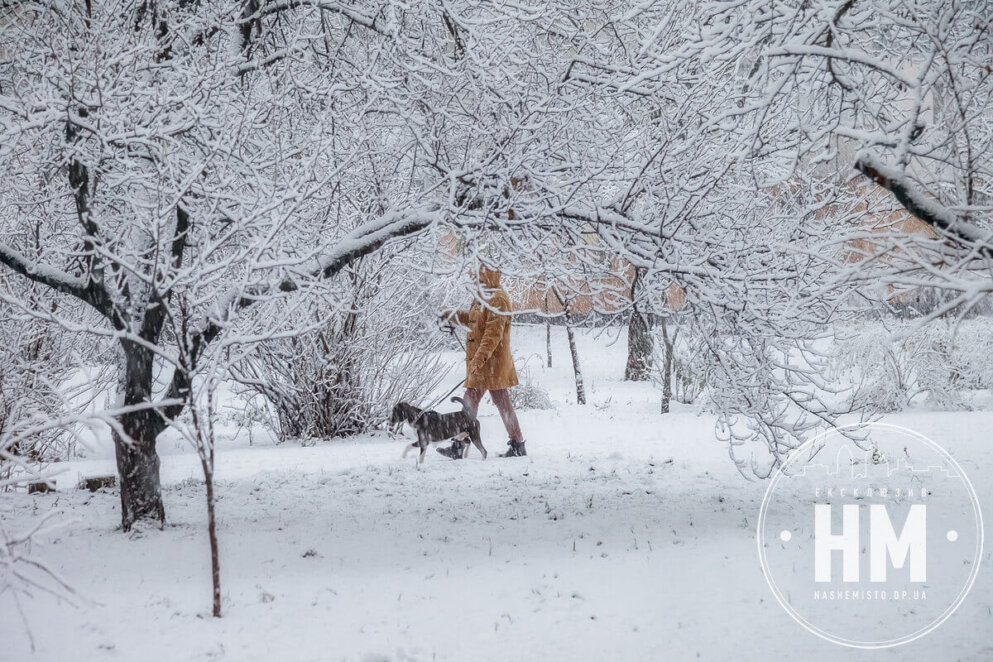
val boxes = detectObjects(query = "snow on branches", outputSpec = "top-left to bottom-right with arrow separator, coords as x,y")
3,0 -> 990,489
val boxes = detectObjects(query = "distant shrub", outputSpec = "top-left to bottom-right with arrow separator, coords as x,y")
232,256 -> 450,441
833,319 -> 993,412
0,285 -> 85,477
650,323 -> 709,405
509,365 -> 555,410
511,382 -> 555,410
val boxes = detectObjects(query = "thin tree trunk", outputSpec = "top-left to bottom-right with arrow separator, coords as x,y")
625,268 -> 653,381
204,466 -> 221,617
551,286 -> 584,404
661,350 -> 672,414
114,341 -> 165,531
566,325 -> 585,405
192,397 -> 222,617
544,291 -> 553,368
177,291 -> 224,619
659,318 -> 673,414
545,319 -> 552,368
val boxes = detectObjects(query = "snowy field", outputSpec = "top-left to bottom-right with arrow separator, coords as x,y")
3,325 -> 992,661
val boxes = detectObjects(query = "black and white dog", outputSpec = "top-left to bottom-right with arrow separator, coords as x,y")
390,397 -> 486,463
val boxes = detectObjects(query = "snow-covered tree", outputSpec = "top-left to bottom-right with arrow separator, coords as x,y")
232,246 -> 452,442
6,0 -> 971,498
680,0 -> 993,313
0,1 -> 472,528
486,2 -> 878,473
0,0 -> 650,526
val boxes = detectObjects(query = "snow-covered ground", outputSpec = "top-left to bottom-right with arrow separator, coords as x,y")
3,325 -> 992,661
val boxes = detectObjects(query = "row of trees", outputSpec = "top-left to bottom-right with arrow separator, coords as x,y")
1,0 -> 990,531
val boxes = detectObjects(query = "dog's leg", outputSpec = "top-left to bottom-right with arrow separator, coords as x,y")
402,442 -> 417,459
471,423 -> 486,460
417,432 -> 428,464
446,431 -> 470,460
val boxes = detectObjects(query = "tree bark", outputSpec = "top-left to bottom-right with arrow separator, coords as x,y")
625,268 -> 653,381
551,286 -> 584,404
659,317 -> 673,414
625,309 -> 653,381
566,325 -> 585,405
114,340 -> 166,531
115,427 -> 165,530
204,467 -> 221,617
545,320 -> 552,368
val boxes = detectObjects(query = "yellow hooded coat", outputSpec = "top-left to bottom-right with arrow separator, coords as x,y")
451,267 -> 519,390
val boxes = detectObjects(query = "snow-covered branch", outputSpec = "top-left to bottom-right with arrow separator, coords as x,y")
158,202 -> 445,422
0,245 -> 116,323
855,155 -> 993,252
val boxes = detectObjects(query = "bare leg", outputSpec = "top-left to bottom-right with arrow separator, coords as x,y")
462,387 -> 485,418
459,389 -> 485,457
488,389 -> 523,442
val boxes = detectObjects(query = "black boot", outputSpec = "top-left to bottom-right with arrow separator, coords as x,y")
498,439 -> 527,457
436,441 -> 467,460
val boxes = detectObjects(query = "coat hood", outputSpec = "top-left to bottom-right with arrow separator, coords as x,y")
478,265 -> 501,289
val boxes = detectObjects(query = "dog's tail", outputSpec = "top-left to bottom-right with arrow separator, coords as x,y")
451,396 -> 474,417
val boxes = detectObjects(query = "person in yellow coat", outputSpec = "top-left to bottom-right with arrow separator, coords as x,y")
439,264 -> 526,458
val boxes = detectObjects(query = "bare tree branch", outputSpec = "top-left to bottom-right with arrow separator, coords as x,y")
157,203 -> 442,421
855,154 -> 993,253
0,244 -> 119,325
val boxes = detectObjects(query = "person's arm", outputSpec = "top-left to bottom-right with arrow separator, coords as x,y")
468,294 -> 511,374
441,309 -> 473,327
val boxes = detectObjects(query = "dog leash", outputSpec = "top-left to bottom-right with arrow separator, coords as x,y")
413,377 -> 467,424
441,319 -> 466,352
403,319 -> 468,426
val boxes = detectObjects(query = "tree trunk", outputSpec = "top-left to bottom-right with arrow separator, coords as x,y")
625,269 -> 653,381
659,318 -> 673,414
566,325 -> 585,405
204,467 -> 221,617
115,428 -> 165,530
661,350 -> 672,414
114,340 -> 166,531
551,286 -> 584,405
625,309 -> 654,381
545,318 -> 552,368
